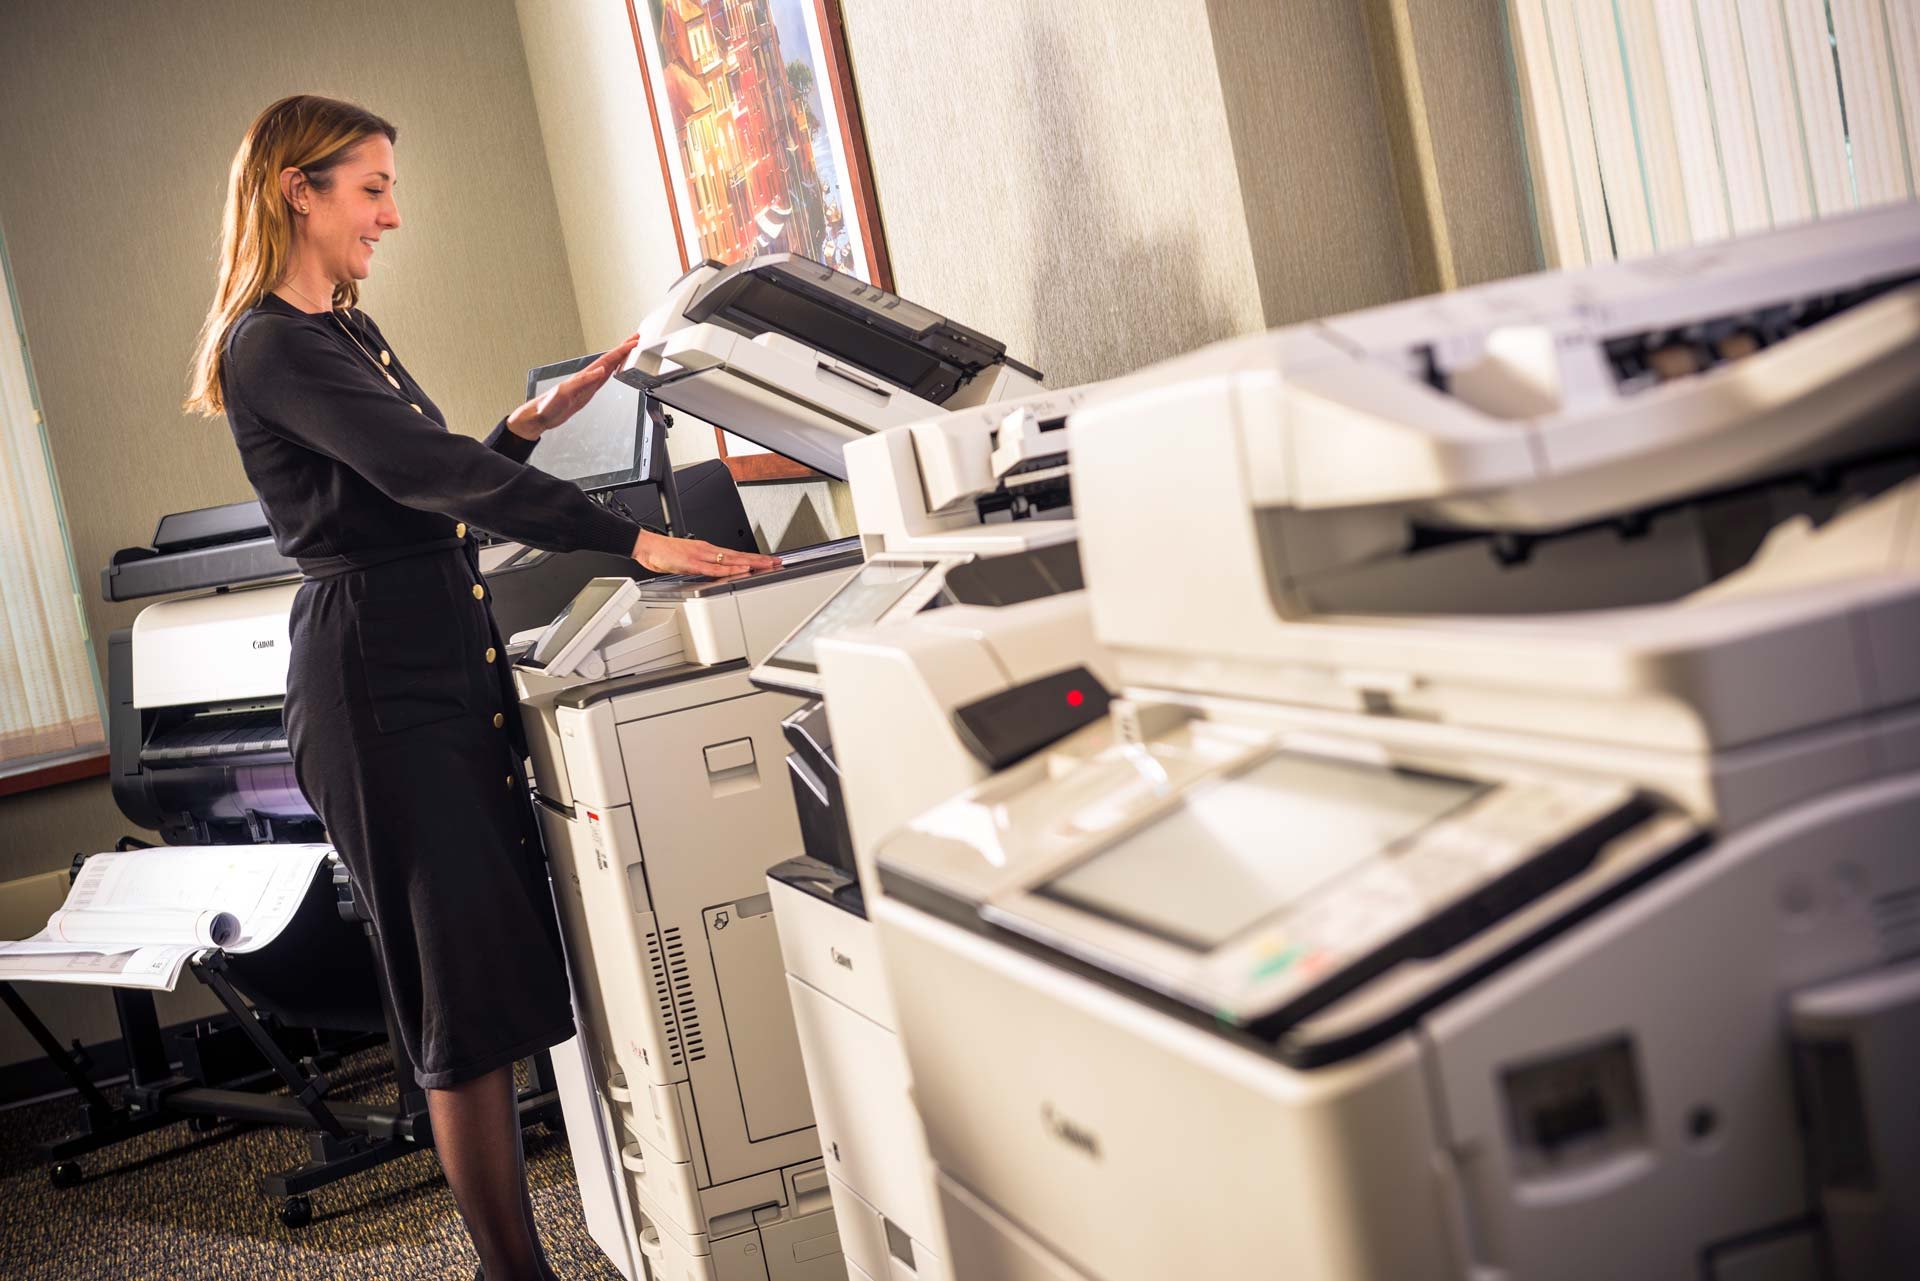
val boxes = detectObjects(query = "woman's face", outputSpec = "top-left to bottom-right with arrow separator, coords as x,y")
300,135 -> 402,285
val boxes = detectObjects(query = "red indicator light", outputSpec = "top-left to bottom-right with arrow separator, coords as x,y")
1066,689 -> 1085,708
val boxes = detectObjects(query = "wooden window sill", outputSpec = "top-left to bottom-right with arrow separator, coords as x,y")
0,751 -> 110,800
723,455 -> 823,483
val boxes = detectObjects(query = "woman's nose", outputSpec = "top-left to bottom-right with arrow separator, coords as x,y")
383,200 -> 402,231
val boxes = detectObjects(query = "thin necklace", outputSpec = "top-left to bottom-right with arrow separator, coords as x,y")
278,279 -> 332,313
278,279 -> 401,390
330,309 -> 402,390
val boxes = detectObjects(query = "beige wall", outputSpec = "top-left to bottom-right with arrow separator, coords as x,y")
514,0 -> 854,541
839,0 -> 1271,387
0,0 -> 583,1065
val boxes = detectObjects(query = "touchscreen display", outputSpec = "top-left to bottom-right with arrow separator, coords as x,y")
526,369 -> 642,486
524,579 -> 629,669
762,561 -> 934,671
1041,753 -> 1481,950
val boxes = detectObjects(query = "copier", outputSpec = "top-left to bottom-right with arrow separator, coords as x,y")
748,380 -> 1109,1281
517,255 -> 1045,1281
862,207 -> 1920,1281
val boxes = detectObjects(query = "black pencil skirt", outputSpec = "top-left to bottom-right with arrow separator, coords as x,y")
283,540 -> 574,1089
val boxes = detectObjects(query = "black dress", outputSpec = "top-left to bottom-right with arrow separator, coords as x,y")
222,294 -> 640,1088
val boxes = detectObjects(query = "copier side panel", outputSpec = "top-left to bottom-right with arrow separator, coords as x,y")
547,1032 -> 643,1280
785,971 -> 947,1265
616,688 -> 822,1187
1424,773 -> 1920,1281
873,900 -> 1454,1281
546,800 -> 692,1117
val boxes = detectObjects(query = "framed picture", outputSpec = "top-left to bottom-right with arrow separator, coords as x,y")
624,0 -> 893,482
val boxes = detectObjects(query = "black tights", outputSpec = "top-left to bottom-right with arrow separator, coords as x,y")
427,1066 -> 558,1281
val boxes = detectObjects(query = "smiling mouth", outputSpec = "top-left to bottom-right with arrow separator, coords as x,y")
359,237 -> 378,249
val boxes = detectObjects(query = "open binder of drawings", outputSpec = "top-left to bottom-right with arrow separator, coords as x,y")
0,844 -> 337,991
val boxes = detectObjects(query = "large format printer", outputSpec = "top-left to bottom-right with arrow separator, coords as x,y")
749,381 -> 1109,1281
861,207 -> 1920,1281
43,501 -> 601,1227
517,255 -> 1046,1281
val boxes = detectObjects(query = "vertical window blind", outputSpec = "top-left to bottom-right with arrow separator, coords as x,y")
0,229 -> 103,773
1507,0 -> 1920,266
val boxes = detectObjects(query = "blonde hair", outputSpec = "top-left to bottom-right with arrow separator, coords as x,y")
184,95 -> 397,416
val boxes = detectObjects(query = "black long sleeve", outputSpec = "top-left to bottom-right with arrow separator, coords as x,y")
222,297 -> 639,561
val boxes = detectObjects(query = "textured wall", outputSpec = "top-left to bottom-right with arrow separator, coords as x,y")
0,0 -> 584,718
1362,0 -> 1541,293
0,0 -> 583,1066
516,0 -> 688,355
515,0 -> 858,534
1208,0 -> 1416,322
839,0 -> 1267,388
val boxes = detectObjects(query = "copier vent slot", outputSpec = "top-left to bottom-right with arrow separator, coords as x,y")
1500,1035 -> 1650,1183
645,926 -> 697,1068
1870,884 -> 1920,961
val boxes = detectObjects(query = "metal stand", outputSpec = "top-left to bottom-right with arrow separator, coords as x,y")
13,855 -> 564,1229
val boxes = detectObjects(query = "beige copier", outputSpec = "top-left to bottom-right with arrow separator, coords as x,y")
517,255 -> 1042,1281
864,208 -> 1920,1281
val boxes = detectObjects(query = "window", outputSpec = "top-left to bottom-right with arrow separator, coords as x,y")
0,222 -> 103,776
1507,0 -> 1919,266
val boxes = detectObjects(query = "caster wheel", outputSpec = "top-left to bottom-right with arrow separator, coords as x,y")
279,1195 -> 313,1229
188,1115 -> 221,1134
50,1161 -> 82,1189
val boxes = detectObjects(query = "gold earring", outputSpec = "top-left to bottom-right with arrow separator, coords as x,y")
299,204 -> 309,214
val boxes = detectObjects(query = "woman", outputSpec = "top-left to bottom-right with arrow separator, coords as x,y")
185,94 -> 778,1279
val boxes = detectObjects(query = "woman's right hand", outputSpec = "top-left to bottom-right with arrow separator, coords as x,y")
633,531 -> 782,579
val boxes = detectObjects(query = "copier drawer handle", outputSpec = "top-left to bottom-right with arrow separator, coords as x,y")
621,1140 -> 647,1175
639,1226 -> 664,1265
606,1071 -> 632,1103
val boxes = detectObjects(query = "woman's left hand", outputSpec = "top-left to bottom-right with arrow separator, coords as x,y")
506,332 -> 642,441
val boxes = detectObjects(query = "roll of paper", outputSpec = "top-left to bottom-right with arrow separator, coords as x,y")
46,907 -> 241,949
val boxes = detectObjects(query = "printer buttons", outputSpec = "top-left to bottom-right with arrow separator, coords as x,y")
492,713 -> 506,730
455,522 -> 468,539
471,584 -> 486,601
485,646 -> 498,664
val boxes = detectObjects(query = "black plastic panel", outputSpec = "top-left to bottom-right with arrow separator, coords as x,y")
951,665 -> 1111,771
685,255 -> 1038,402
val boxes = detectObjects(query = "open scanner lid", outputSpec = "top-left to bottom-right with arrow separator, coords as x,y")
619,255 -> 1040,479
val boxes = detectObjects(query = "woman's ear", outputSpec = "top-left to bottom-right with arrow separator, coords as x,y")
278,166 -> 310,216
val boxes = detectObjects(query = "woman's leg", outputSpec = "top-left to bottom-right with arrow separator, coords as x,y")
428,1066 -> 557,1281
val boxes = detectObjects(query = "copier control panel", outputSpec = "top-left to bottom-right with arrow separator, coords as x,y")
883,728 -> 1673,1044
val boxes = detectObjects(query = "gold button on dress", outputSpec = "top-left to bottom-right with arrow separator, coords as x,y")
471,584 -> 485,601
455,522 -> 467,539
492,713 -> 505,729
485,647 -> 497,664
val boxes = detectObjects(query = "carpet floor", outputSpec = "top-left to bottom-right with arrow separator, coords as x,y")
0,1050 -> 625,1280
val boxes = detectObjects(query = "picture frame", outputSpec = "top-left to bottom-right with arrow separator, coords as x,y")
623,0 -> 893,483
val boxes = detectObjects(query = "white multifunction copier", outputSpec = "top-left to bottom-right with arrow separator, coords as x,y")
514,255 -> 1043,1281
747,378 -> 1115,1281
861,207 -> 1920,1281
